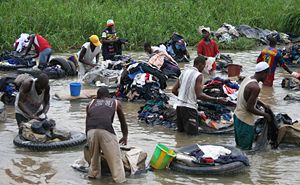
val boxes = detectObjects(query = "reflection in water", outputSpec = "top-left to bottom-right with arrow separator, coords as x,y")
0,49 -> 300,184
5,157 -> 56,184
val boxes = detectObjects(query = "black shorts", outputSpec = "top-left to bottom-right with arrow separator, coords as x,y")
15,113 -> 29,127
176,106 -> 199,135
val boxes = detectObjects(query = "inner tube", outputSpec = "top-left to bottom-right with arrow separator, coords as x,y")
170,144 -> 248,175
49,58 -> 72,75
13,131 -> 86,151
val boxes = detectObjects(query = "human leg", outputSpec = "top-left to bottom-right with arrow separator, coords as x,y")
99,129 -> 126,183
38,48 -> 52,67
86,129 -> 101,178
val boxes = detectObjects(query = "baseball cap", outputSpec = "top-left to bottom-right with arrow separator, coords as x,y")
198,25 -> 211,34
256,62 -> 269,72
89,35 -> 101,47
106,19 -> 114,26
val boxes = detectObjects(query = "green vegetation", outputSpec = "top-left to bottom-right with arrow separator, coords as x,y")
0,0 -> 299,52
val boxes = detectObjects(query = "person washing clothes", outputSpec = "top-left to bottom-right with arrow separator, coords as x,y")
234,62 -> 272,150
15,73 -> 50,133
84,86 -> 128,183
22,34 -> 52,69
77,35 -> 102,78
197,26 -> 220,74
101,19 -> 126,61
257,35 -> 299,86
172,56 -> 227,135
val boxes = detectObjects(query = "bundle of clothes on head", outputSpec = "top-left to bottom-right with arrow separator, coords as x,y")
116,61 -> 168,101
175,145 -> 249,167
138,91 -> 176,128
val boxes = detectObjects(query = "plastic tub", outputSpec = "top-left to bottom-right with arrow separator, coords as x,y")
150,143 -> 176,169
227,64 -> 242,77
70,82 -> 81,96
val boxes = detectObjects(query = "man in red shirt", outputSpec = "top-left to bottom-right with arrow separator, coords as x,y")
23,34 -> 52,69
197,26 -> 219,73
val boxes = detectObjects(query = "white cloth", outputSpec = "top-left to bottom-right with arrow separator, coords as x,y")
203,57 -> 215,74
197,145 -> 231,160
177,67 -> 201,110
15,33 -> 29,52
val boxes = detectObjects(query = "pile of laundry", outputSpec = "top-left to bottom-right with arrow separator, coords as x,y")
214,23 -> 293,44
203,77 -> 240,106
176,145 -> 249,167
82,55 -> 133,87
198,101 -> 234,130
117,62 -> 168,101
138,91 -> 176,128
282,44 -> 300,66
0,50 -> 35,69
275,113 -> 300,145
281,77 -> 300,90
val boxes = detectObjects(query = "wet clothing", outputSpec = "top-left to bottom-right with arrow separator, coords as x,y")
197,39 -> 219,70
176,106 -> 199,135
86,98 -> 116,135
85,129 -> 126,183
257,47 -> 286,86
234,77 -> 258,125
234,114 -> 255,150
15,113 -> 29,127
15,79 -> 45,120
77,42 -> 101,76
177,67 -> 201,110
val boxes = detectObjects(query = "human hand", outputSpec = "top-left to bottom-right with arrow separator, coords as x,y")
119,137 -> 127,145
291,72 -> 300,78
264,113 -> 272,122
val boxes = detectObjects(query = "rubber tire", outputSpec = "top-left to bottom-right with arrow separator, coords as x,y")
0,64 -> 30,71
49,58 -> 72,76
13,131 -> 86,151
169,144 -> 248,175
66,60 -> 77,76
198,124 -> 234,135
17,68 -> 66,79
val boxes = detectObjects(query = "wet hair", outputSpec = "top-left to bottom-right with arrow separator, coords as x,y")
144,42 -> 151,49
97,86 -> 110,98
193,55 -> 207,66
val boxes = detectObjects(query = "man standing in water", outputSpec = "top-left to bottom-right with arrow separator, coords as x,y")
257,35 -> 299,86
234,62 -> 272,150
197,26 -> 220,74
84,86 -> 128,183
172,56 -> 226,135
15,73 -> 50,132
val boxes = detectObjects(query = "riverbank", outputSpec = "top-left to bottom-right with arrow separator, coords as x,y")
0,0 -> 299,52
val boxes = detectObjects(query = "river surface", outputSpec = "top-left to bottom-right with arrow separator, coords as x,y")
1,48 -> 300,185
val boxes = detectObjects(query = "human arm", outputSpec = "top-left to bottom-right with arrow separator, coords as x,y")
116,100 -> 128,145
101,31 -> 119,43
78,47 -> 96,67
245,83 -> 271,121
36,85 -> 50,116
23,36 -> 36,57
85,105 -> 89,135
95,53 -> 100,64
256,53 -> 264,63
172,79 -> 180,96
197,41 -> 203,56
213,40 -> 220,57
162,51 -> 178,65
195,74 -> 227,103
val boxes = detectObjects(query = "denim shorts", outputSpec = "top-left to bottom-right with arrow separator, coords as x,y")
39,48 -> 52,65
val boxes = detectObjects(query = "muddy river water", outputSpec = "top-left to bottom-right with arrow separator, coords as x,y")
1,48 -> 300,185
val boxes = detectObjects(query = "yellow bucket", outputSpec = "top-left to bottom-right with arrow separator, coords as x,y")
150,143 -> 176,169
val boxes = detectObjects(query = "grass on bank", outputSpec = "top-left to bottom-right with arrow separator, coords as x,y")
0,0 -> 299,52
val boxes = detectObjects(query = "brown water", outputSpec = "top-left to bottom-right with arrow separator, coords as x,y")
1,48 -> 300,185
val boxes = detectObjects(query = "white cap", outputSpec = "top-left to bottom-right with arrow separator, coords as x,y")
198,25 -> 211,34
106,19 -> 114,26
256,62 -> 269,72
